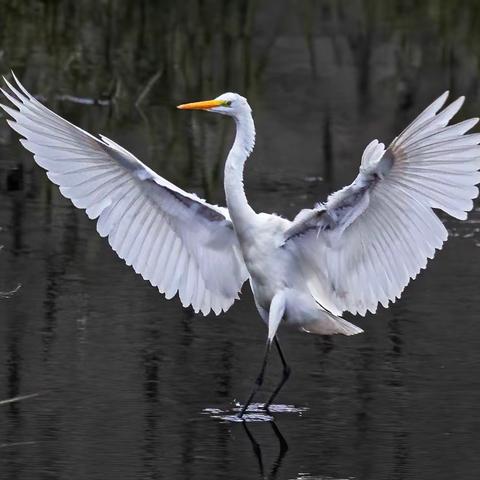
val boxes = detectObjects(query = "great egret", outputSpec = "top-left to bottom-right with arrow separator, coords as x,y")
2,74 -> 480,419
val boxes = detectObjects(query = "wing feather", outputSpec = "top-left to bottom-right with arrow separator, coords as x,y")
285,92 -> 480,315
1,74 -> 248,315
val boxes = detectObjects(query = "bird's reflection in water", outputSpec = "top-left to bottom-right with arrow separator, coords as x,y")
291,476 -> 352,480
241,422 -> 353,480
242,421 -> 289,480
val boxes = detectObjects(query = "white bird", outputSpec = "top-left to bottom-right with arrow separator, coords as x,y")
2,74 -> 480,418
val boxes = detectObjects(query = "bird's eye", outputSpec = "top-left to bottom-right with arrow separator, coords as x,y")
222,100 -> 232,107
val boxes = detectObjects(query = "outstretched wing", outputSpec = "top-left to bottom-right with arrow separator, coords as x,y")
284,92 -> 480,316
1,74 -> 248,315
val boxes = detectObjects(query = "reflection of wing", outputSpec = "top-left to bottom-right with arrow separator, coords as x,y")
1,75 -> 248,315
284,92 -> 480,316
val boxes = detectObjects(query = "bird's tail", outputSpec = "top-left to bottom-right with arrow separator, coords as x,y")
331,316 -> 364,336
302,309 -> 363,336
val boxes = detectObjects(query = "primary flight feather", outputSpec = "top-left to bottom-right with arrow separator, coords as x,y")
2,74 -> 479,418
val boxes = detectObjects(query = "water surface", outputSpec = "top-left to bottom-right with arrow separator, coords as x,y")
1,1 -> 480,479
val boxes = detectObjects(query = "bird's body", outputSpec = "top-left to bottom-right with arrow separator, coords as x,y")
211,92 -> 363,338
237,213 -> 361,336
239,214 -> 289,310
2,75 -> 480,417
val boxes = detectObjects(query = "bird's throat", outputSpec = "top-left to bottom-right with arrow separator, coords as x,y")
224,112 -> 257,232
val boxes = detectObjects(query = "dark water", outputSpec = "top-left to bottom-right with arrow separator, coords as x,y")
1,1 -> 480,479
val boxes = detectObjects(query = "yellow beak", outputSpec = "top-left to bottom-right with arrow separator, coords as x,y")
177,99 -> 224,110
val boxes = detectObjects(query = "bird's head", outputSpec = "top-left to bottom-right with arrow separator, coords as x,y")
177,92 -> 250,117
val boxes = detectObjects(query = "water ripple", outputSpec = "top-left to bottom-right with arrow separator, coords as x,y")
202,402 -> 309,422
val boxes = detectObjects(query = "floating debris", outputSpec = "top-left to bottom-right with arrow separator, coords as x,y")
0,283 -> 21,298
55,94 -> 111,106
0,441 -> 36,449
0,392 -> 41,406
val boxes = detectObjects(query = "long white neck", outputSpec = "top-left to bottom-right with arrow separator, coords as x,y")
224,110 -> 256,232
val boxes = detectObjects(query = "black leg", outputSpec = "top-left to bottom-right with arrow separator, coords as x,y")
238,340 -> 272,418
264,337 -> 291,410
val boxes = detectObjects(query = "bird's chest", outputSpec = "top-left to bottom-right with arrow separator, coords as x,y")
242,234 -> 289,310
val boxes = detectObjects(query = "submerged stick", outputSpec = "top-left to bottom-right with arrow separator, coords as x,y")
0,392 -> 41,405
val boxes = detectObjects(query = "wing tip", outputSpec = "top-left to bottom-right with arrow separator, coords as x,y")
453,95 -> 466,109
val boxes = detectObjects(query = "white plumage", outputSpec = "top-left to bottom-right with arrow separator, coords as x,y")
285,92 -> 480,318
1,75 -> 248,317
2,74 -> 479,417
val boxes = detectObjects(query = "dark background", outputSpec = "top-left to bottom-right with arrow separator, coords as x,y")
1,1 -> 480,479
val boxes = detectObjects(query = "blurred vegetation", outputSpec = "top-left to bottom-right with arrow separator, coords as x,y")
2,0 -> 480,200
0,0 -> 272,106
1,0 -> 480,100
